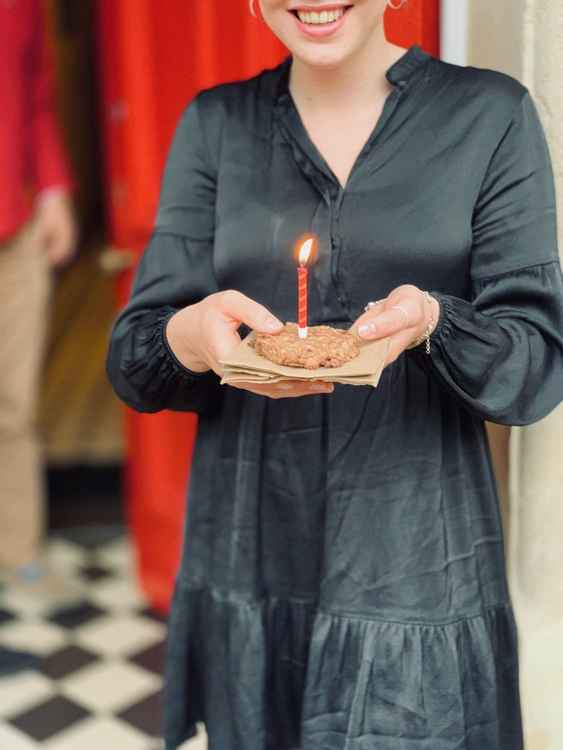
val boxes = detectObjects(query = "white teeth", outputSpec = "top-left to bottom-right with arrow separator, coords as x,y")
296,8 -> 345,25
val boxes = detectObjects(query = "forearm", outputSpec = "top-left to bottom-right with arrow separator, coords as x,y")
409,262 -> 563,425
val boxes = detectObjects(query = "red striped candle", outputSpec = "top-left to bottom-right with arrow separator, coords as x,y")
298,265 -> 308,337
297,238 -> 314,339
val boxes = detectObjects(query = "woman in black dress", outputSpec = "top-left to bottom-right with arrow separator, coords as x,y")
106,1 -> 563,748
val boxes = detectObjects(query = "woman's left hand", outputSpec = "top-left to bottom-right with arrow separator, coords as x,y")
348,284 -> 441,367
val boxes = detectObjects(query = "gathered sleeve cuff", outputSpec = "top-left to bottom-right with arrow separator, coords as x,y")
408,261 -> 563,425
106,230 -> 222,415
108,304 -> 221,415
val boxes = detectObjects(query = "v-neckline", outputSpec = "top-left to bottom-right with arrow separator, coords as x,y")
274,44 -> 431,194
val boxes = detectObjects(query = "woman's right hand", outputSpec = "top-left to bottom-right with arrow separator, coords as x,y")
165,290 -> 334,398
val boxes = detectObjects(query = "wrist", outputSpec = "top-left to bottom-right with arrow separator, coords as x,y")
165,307 -> 210,374
406,290 -> 439,351
36,187 -> 69,210
427,294 -> 440,335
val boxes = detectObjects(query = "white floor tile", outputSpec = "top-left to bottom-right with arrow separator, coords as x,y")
0,588 -> 53,618
45,539 -> 87,570
0,620 -> 67,656
0,534 -> 176,750
180,724 -> 208,749
60,660 -> 160,713
1,574 -> 86,618
43,717 -> 148,750
97,538 -> 135,572
75,614 -> 165,657
0,672 -> 55,718
88,577 -> 148,612
0,723 -> 40,749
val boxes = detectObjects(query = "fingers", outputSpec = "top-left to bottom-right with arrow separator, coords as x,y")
39,221 -> 77,268
382,327 -> 421,367
47,239 -> 76,268
349,305 -> 386,337
354,290 -> 423,341
218,290 -> 283,334
210,290 -> 285,371
36,196 -> 78,268
229,379 -> 334,398
207,314 -> 240,374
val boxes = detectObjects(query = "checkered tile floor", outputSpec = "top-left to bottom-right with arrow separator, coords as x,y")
0,531 -> 207,749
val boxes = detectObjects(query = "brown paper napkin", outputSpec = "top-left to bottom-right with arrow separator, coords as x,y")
219,329 -> 391,388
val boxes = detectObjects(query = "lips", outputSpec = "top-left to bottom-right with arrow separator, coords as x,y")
290,4 -> 353,38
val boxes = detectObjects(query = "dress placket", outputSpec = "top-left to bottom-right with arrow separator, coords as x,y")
273,48 -> 427,324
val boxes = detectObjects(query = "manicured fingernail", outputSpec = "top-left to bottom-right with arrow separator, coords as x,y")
277,383 -> 293,390
358,322 -> 377,338
265,315 -> 283,331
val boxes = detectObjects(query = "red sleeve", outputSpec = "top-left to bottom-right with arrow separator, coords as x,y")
30,5 -> 74,194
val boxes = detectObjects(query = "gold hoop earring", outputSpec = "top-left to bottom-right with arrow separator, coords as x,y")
387,0 -> 407,8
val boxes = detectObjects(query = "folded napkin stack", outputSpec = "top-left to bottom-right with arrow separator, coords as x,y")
219,329 -> 390,387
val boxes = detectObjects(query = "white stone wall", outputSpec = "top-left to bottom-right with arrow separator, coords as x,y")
467,0 -> 526,79
466,2 -> 563,747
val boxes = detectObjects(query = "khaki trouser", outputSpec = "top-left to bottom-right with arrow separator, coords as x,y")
0,219 -> 51,569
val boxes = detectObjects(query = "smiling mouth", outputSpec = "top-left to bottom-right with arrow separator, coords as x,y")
290,6 -> 353,26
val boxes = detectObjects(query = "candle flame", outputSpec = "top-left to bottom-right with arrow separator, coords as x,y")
298,238 -> 314,266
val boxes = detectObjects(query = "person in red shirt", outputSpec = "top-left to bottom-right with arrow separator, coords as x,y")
0,0 -> 77,632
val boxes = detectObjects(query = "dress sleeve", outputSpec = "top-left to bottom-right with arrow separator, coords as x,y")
408,90 -> 563,426
106,96 -> 222,415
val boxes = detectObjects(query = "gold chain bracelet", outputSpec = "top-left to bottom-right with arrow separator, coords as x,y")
406,290 -> 436,354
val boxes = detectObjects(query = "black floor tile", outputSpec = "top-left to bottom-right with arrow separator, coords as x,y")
47,600 -> 107,629
78,563 -> 115,582
9,695 -> 91,742
41,644 -> 100,681
139,606 -> 168,624
128,639 -> 166,676
0,608 -> 17,627
0,646 -> 41,675
117,689 -> 163,738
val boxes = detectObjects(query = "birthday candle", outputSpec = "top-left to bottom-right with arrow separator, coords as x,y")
296,237 -> 314,339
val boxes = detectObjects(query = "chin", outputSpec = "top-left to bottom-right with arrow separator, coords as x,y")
293,45 -> 351,69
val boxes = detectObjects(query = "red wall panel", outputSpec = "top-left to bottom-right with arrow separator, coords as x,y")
97,0 -> 440,612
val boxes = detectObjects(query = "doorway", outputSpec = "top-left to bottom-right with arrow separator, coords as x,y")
40,0 -> 124,530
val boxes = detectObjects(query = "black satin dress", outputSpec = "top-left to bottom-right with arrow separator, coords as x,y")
106,45 -> 563,750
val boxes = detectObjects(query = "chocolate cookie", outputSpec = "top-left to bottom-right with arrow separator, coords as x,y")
251,322 -> 360,369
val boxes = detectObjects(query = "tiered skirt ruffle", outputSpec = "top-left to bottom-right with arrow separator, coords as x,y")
164,582 -> 523,750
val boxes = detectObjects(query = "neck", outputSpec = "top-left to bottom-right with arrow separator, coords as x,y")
289,25 -> 395,112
